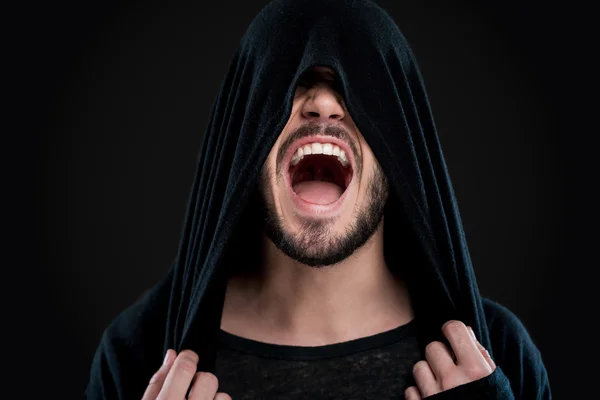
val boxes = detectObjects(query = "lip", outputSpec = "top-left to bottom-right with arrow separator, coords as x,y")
282,135 -> 356,217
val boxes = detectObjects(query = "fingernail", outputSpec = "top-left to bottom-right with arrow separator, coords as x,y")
468,326 -> 477,341
163,350 -> 170,365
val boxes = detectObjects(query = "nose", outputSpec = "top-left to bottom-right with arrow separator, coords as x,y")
300,82 -> 345,122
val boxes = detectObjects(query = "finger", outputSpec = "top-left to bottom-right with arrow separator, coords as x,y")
412,360 -> 441,397
141,349 -> 176,400
159,349 -> 199,399
214,393 -> 232,400
188,371 -> 219,400
404,386 -> 422,400
442,320 -> 487,368
468,326 -> 497,371
424,341 -> 455,379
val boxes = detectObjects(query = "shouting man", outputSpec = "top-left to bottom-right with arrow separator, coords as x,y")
86,0 -> 551,399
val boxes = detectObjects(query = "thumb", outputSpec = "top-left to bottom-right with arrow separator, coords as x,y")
142,349 -> 176,400
468,326 -> 496,371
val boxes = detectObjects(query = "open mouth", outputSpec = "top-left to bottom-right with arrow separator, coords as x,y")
287,143 -> 354,205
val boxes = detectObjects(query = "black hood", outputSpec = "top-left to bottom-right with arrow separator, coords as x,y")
168,0 -> 490,370
86,1 -> 552,398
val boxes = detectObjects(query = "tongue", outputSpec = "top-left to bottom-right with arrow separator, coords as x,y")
293,181 -> 344,204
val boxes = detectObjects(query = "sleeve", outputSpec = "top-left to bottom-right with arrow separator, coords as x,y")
424,299 -> 551,399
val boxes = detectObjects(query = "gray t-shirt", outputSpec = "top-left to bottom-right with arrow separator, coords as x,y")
215,319 -> 421,399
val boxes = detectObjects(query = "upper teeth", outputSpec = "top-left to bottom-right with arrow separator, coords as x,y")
290,143 -> 349,167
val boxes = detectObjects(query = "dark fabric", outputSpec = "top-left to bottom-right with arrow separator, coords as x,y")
214,319 -> 421,399
85,0 -> 551,398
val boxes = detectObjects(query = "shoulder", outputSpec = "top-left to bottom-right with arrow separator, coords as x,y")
480,298 -> 552,400
86,277 -> 172,399
481,298 -> 536,346
480,298 -> 542,365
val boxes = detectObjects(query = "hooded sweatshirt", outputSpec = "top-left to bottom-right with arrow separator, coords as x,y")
85,0 -> 551,398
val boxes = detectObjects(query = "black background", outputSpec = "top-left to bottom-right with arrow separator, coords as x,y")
4,0 -> 597,398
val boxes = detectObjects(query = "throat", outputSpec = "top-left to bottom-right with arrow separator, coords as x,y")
288,154 -> 351,204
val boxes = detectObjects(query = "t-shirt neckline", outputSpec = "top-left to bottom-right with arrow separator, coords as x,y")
218,318 -> 417,361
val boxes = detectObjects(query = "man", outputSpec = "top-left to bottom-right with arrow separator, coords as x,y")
86,0 -> 550,399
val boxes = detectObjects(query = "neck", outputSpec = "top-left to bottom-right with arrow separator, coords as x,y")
221,219 -> 414,346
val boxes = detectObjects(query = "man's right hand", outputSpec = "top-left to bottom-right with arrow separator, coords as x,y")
142,349 -> 231,400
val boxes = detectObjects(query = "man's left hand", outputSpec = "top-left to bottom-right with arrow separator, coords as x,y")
404,320 -> 496,399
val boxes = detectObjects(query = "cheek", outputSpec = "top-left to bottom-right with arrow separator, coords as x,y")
259,156 -> 279,200
357,149 -> 380,193
358,140 -> 373,175
263,143 -> 280,178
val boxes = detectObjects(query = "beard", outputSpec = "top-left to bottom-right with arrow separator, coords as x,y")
259,162 -> 389,268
